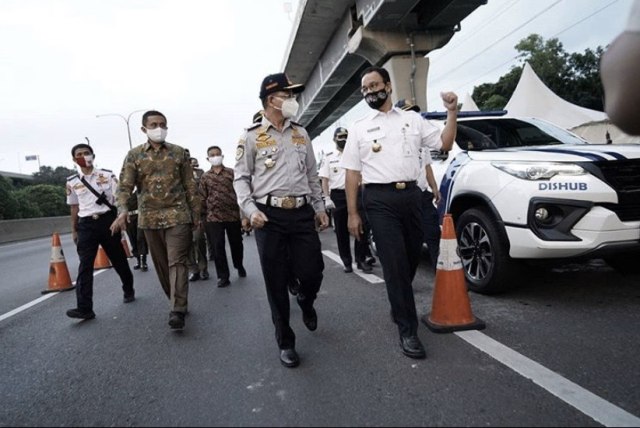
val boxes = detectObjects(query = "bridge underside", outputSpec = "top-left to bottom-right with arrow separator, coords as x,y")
282,0 -> 486,138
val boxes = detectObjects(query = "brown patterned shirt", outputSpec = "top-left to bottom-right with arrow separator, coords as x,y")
116,141 -> 201,229
200,166 -> 241,223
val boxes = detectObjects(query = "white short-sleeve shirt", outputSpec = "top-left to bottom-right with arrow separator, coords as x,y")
318,151 -> 346,190
340,107 -> 441,184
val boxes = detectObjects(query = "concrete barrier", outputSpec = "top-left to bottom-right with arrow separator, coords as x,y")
0,216 -> 71,244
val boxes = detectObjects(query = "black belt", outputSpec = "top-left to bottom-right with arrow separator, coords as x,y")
79,210 -> 115,222
330,189 -> 346,193
365,181 -> 417,190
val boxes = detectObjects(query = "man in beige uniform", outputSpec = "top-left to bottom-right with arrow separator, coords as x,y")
111,110 -> 201,330
234,73 -> 329,368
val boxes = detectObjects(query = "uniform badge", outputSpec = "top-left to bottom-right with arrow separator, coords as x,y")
236,145 -> 245,161
372,140 -> 382,153
264,157 -> 276,168
333,168 -> 338,174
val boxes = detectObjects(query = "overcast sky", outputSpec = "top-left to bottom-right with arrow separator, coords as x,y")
0,0 -> 633,176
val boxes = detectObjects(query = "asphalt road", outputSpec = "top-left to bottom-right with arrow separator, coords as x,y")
1,231 -> 639,427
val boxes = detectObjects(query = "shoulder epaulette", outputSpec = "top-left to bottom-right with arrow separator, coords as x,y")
290,121 -> 304,128
247,123 -> 261,131
66,174 -> 79,181
100,168 -> 113,173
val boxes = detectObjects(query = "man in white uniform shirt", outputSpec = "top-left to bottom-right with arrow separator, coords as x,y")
341,66 -> 458,359
319,127 -> 373,274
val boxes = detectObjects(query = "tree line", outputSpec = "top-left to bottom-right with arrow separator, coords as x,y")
0,34 -> 605,220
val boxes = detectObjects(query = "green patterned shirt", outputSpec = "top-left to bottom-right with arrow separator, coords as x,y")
116,141 -> 201,229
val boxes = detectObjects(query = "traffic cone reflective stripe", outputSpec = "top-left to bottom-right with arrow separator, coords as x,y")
94,245 -> 112,270
42,233 -> 75,294
422,214 -> 485,333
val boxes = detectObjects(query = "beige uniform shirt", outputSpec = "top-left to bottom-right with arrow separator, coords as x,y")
233,117 -> 324,218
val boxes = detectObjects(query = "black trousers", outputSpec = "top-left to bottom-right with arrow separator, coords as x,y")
204,221 -> 244,280
331,189 -> 369,266
75,211 -> 134,311
420,190 -> 441,266
254,203 -> 324,349
363,184 -> 423,337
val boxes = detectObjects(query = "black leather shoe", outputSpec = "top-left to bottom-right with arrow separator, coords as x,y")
189,272 -> 200,282
123,292 -> 135,303
168,311 -> 185,329
201,271 -> 209,280
237,266 -> 247,277
280,348 -> 300,368
400,336 -> 426,359
343,264 -> 353,273
302,307 -> 318,331
357,261 -> 373,273
66,308 -> 96,320
217,278 -> 231,288
365,256 -> 377,266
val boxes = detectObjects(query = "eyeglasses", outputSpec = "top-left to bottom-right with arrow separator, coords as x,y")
360,81 -> 385,95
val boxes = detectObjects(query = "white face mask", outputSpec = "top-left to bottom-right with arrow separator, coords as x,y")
274,97 -> 299,119
208,156 -> 223,166
146,127 -> 167,143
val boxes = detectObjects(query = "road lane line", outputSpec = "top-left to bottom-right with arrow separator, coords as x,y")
0,270 -> 108,323
322,250 -> 384,284
456,330 -> 640,427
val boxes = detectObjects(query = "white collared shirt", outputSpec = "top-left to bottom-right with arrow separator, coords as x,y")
318,150 -> 346,190
66,168 -> 117,218
340,107 -> 441,184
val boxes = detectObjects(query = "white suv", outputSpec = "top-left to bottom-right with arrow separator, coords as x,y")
427,112 -> 640,294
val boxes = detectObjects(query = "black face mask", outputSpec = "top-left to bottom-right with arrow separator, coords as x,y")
336,140 -> 346,150
365,88 -> 389,110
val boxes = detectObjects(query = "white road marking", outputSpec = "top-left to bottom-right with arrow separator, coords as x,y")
322,250 -> 384,284
456,330 -> 640,427
0,270 -> 107,323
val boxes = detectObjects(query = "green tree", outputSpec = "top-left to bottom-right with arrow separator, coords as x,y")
0,176 -> 20,220
472,34 -> 604,111
33,165 -> 76,186
14,184 -> 67,218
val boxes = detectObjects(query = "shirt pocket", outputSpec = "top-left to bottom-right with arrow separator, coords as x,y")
361,130 -> 386,156
294,144 -> 307,172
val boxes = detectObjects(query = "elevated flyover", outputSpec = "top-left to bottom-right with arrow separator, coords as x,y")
282,0 -> 487,138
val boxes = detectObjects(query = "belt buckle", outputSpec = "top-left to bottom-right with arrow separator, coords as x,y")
281,196 -> 296,209
91,214 -> 100,220
395,182 -> 406,190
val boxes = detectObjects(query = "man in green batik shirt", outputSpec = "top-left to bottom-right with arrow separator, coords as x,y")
111,110 -> 201,330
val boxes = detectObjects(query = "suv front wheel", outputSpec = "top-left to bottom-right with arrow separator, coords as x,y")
456,208 -> 514,294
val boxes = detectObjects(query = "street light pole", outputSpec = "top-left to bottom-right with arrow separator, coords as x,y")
96,109 -> 145,149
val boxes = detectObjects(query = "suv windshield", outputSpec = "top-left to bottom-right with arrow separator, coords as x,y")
456,118 -> 587,150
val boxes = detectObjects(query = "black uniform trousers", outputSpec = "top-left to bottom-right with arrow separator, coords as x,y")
420,190 -> 441,266
363,183 -> 424,338
76,210 -> 134,311
126,214 -> 148,257
330,189 -> 369,267
254,203 -> 324,350
204,221 -> 243,280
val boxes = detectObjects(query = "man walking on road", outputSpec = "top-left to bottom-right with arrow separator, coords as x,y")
341,66 -> 457,359
111,110 -> 201,331
234,73 -> 329,368
187,156 -> 209,282
66,143 -> 135,320
200,146 -> 248,288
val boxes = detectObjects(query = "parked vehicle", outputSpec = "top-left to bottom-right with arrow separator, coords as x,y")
425,111 -> 640,294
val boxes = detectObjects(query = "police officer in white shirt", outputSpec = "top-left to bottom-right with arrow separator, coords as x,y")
341,66 -> 458,359
319,127 -> 373,273
65,144 -> 135,320
234,73 -> 329,368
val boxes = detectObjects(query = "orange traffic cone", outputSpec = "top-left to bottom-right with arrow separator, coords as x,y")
94,245 -> 112,270
42,233 -> 75,294
121,232 -> 133,259
422,214 -> 485,333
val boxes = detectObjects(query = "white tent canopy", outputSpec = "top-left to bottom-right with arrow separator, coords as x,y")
460,92 -> 479,112
504,63 -> 607,129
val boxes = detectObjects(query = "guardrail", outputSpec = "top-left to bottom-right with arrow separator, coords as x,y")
0,216 -> 71,244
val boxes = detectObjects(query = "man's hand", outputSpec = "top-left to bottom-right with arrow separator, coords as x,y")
324,197 -> 336,211
441,91 -> 459,111
433,189 -> 442,205
110,213 -> 129,235
72,230 -> 78,245
315,211 -> 330,231
250,211 -> 269,229
241,217 -> 252,232
348,212 -> 363,240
